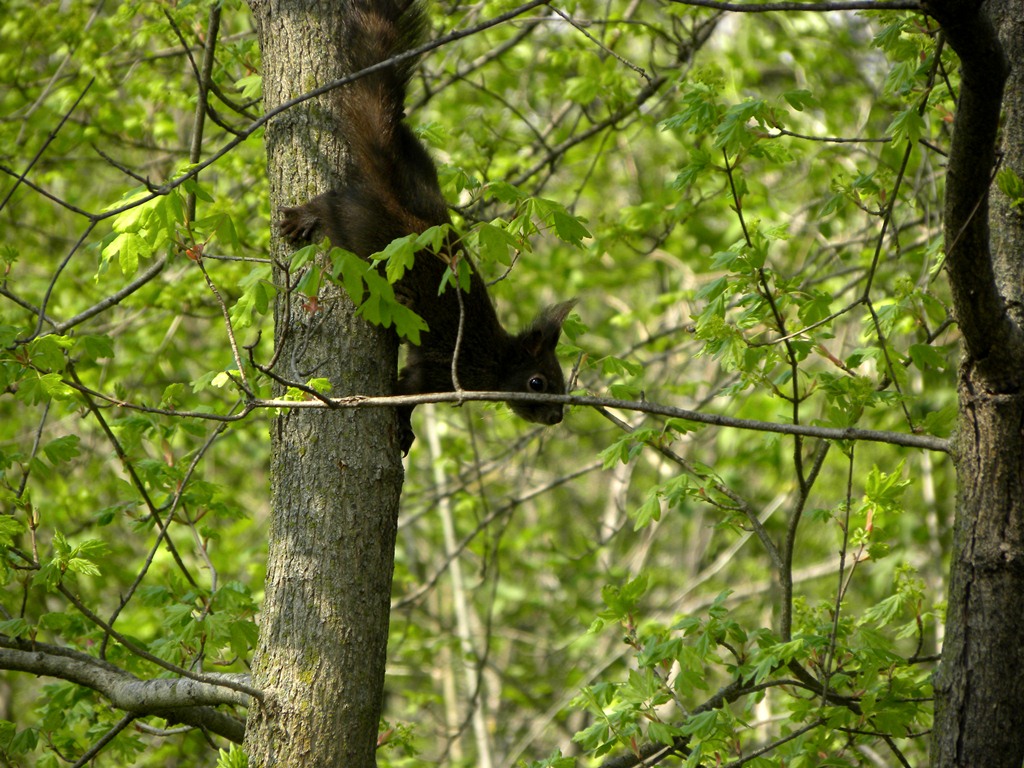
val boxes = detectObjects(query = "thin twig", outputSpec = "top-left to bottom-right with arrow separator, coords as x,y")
548,5 -> 651,82
194,253 -> 253,393
69,713 -> 137,768
0,79 -> 94,214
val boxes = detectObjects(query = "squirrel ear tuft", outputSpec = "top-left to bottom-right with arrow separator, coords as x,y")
541,300 -> 577,330
521,299 -> 577,355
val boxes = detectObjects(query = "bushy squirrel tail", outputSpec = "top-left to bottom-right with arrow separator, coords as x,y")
341,1 -> 448,229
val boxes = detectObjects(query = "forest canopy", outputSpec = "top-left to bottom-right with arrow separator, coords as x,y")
2,0 -> 1011,765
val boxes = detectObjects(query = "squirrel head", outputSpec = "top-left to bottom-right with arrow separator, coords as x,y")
503,300 -> 576,426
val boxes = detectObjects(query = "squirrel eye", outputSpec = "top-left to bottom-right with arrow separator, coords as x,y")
528,375 -> 547,392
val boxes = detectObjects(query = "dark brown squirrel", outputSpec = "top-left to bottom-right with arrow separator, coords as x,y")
279,0 -> 575,453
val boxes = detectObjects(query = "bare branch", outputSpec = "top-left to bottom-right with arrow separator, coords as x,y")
267,391 -> 953,452
0,640 -> 248,743
51,256 -> 168,335
56,370 -> 952,452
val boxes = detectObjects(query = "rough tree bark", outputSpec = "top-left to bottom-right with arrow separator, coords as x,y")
928,0 -> 1024,765
244,2 -> 404,766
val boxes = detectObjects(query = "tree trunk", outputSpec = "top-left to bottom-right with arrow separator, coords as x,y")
931,0 -> 1024,765
244,2 -> 404,766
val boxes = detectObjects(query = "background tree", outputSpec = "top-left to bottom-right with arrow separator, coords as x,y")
0,1 -> 1019,768
924,0 -> 1023,764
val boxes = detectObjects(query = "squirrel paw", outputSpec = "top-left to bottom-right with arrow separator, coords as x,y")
278,205 -> 319,244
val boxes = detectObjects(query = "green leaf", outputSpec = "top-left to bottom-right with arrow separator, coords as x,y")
102,232 -> 148,276
908,343 -> 947,371
229,620 -> 260,659
0,618 -> 31,638
922,403 -> 957,436
293,263 -> 323,297
887,108 -> 925,145
680,709 -> 718,739
0,516 -> 26,547
672,148 -> 712,189
42,435 -> 80,466
598,434 -> 642,468
551,210 -> 591,247
76,334 -> 115,361
331,248 -> 369,305
601,575 -> 649,617
600,355 -> 644,378
662,82 -> 719,134
236,73 -> 263,99
485,181 -> 527,204
18,373 -> 76,404
478,223 -> 515,266
695,275 -> 730,302
796,291 -> 833,325
32,559 -> 63,591
782,89 -> 815,111
211,371 -> 238,388
307,377 -> 333,394
882,58 -> 920,96
182,177 -> 214,203
216,744 -> 250,768
67,557 -> 101,576
391,303 -> 429,345
232,265 -> 275,327
10,726 -> 39,754
28,335 -> 71,370
714,99 -> 767,154
996,168 -> 1024,209
565,75 -> 600,104
609,382 -> 642,400
632,494 -> 662,530
379,234 -> 417,283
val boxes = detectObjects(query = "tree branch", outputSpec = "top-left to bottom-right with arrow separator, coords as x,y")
0,639 -> 248,743
57,371 -> 952,452
268,391 -> 952,452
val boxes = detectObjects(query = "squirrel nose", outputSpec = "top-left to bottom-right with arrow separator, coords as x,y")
544,409 -> 564,426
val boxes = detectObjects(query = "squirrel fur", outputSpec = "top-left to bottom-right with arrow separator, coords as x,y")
280,0 -> 574,453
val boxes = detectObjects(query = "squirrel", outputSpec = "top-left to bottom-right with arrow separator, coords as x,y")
279,0 -> 575,454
